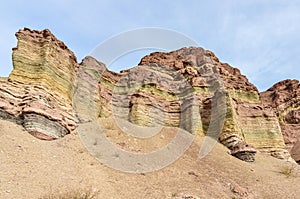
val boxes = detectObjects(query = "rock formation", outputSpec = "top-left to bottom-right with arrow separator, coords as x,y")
0,28 -> 299,163
0,28 -> 78,140
261,80 -> 300,163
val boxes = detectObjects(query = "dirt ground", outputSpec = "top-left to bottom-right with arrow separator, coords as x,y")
0,119 -> 300,199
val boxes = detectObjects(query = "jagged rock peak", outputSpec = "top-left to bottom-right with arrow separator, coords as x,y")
139,46 -> 257,92
265,79 -> 300,92
80,56 -> 107,72
16,27 -> 77,62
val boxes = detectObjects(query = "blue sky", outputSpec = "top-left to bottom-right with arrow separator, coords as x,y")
0,0 -> 299,91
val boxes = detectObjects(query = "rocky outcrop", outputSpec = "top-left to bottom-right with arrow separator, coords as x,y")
230,141 -> 256,162
136,48 -> 288,160
73,56 -> 107,122
261,80 -> 300,163
79,47 -> 290,161
0,28 -> 78,140
0,28 -> 296,163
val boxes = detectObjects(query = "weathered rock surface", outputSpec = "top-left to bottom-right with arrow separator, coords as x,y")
79,48 -> 290,161
230,141 -> 256,162
136,48 -> 288,160
0,28 -> 78,140
261,80 -> 300,163
0,28 -> 298,163
73,56 -> 106,122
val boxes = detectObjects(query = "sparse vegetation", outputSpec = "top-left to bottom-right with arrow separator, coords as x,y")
104,120 -> 115,130
279,164 -> 296,178
41,188 -> 98,199
230,90 -> 260,103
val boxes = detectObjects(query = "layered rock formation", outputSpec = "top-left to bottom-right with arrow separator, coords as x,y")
0,28 -> 298,163
79,48 -> 287,161
261,80 -> 300,163
0,28 -> 78,140
138,49 -> 287,160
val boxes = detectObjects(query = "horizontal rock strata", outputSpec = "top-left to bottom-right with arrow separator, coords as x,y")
0,28 -> 77,140
79,48 -> 290,161
261,80 -> 300,163
1,28 -> 298,163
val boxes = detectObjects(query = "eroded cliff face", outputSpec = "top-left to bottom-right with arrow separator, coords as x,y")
0,28 -> 297,163
0,28 -> 78,140
138,49 -> 287,158
79,47 -> 288,161
261,80 -> 300,163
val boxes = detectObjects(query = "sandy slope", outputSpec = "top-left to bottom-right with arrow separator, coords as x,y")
0,119 -> 299,199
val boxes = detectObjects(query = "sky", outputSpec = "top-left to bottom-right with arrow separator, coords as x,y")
0,0 -> 299,91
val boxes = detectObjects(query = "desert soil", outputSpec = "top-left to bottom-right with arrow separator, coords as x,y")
0,119 -> 300,199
